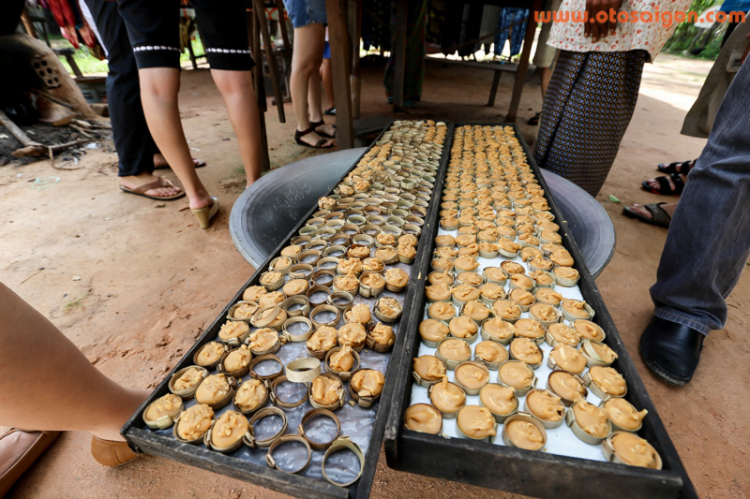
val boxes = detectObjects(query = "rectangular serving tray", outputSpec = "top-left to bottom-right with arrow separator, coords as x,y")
383,123 -> 697,499
121,121 -> 455,499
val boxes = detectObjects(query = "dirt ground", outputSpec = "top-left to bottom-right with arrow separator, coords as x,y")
1,54 -> 748,499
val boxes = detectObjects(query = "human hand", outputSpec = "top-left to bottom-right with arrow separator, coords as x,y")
585,0 -> 624,43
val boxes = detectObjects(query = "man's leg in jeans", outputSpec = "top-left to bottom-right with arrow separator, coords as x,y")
83,0 -> 181,198
640,58 -> 750,386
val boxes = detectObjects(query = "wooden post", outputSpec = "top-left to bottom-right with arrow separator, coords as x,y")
20,7 -> 36,38
505,0 -> 543,122
392,0 -> 407,111
275,0 -> 292,59
186,40 -> 198,70
348,0 -> 362,119
487,70 -> 501,107
274,0 -> 292,102
253,0 -> 286,123
326,0 -> 354,149
249,8 -> 271,172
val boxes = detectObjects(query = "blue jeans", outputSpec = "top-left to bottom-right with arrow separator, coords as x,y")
650,58 -> 750,335
283,0 -> 326,28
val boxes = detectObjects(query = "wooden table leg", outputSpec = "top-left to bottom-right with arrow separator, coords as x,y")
186,40 -> 198,70
274,0 -> 292,100
65,54 -> 84,78
275,0 -> 292,58
348,0 -> 362,119
326,0 -> 354,149
487,70 -> 501,107
506,0 -> 543,122
253,0 -> 285,123
392,0 -> 407,111
249,9 -> 271,172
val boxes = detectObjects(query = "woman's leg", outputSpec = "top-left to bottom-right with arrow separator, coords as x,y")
184,0 -> 263,187
115,0 -> 214,211
138,68 -> 213,210
85,0 -> 180,199
290,23 -> 332,146
307,66 -> 335,137
308,66 -> 324,122
211,69 -> 263,187
320,58 -> 335,111
0,283 -> 148,442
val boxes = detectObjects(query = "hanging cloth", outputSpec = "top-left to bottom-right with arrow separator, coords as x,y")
494,7 -> 529,58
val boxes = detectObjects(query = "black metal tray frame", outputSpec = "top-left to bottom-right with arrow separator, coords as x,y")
121,121 -> 455,499
383,123 -> 697,498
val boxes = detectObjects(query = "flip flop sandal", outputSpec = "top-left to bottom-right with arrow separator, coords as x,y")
622,203 -> 671,228
154,158 -> 206,170
656,160 -> 693,175
641,172 -> 685,195
294,127 -> 334,149
527,112 -> 541,126
310,120 -> 336,139
119,177 -> 185,200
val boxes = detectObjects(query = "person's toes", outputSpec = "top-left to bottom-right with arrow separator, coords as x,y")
628,204 -> 652,219
302,132 -> 329,147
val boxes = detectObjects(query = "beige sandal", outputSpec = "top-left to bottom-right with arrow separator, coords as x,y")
91,436 -> 140,467
192,196 -> 220,229
120,177 -> 185,201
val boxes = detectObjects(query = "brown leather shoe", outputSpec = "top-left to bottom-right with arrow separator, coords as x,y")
91,436 -> 140,467
0,429 -> 60,497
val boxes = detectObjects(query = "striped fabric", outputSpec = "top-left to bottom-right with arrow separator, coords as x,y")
534,50 -> 649,196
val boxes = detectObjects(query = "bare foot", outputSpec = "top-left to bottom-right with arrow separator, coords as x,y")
153,154 -> 204,169
644,174 -> 687,192
299,130 -> 334,148
626,202 -> 678,220
314,122 -> 336,138
644,160 -> 694,191
188,189 -> 214,211
120,173 -> 182,198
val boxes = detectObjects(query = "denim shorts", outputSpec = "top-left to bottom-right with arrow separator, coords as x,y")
283,0 -> 327,28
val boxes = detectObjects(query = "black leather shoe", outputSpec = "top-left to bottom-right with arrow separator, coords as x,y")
639,316 -> 705,386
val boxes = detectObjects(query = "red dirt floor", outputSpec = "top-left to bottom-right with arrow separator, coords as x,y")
1,54 -> 748,498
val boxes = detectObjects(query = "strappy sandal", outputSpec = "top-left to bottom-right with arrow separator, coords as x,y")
154,158 -> 206,170
641,172 -> 686,196
656,160 -> 694,175
119,177 -> 185,200
294,127 -> 333,149
622,202 -> 672,228
310,120 -> 336,139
